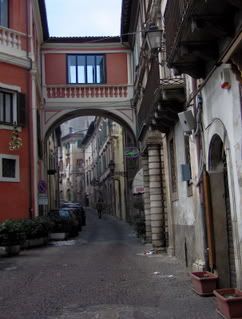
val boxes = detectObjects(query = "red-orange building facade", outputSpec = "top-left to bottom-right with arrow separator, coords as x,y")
0,0 -> 48,220
0,0 -> 131,221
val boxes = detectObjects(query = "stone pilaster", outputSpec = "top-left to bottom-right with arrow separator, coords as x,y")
148,144 -> 165,250
142,154 -> 151,243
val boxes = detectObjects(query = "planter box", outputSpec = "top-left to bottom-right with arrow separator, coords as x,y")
49,232 -> 68,240
27,237 -> 49,248
0,245 -> 21,257
214,288 -> 242,319
191,271 -> 218,296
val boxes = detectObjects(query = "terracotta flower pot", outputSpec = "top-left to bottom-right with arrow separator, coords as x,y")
191,271 -> 218,296
213,288 -> 242,319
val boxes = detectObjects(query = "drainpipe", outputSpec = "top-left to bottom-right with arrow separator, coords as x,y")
26,0 -> 38,217
26,0 -> 33,218
192,79 -> 209,270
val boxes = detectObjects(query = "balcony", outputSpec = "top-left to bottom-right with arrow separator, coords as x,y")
43,84 -> 133,103
164,0 -> 242,78
137,61 -> 186,139
0,26 -> 29,67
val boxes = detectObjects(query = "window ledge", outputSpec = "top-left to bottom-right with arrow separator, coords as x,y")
0,124 -> 22,131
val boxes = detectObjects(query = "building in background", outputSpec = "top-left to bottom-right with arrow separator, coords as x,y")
58,117 -> 93,204
81,118 -> 127,220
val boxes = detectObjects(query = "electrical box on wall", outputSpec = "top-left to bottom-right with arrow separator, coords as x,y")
181,164 -> 191,181
178,110 -> 195,133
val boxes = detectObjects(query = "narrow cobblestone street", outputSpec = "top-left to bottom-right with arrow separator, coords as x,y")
0,208 -> 217,319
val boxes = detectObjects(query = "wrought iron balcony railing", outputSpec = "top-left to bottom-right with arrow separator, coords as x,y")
137,60 -> 185,138
164,0 -> 242,78
164,0 -> 191,65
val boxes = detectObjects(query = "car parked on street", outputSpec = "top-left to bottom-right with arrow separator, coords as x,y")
48,209 -> 79,238
61,202 -> 86,226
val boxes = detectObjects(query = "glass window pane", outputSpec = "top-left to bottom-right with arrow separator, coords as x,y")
87,56 -> 95,83
77,56 -> 85,83
68,56 -> 77,83
96,56 -> 104,83
0,0 -> 8,27
2,158 -> 16,178
5,93 -> 11,123
0,93 -> 3,122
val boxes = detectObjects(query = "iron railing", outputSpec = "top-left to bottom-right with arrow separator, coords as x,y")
137,60 -> 160,137
164,0 -> 192,63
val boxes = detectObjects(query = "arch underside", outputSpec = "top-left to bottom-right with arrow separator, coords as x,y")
43,104 -> 136,143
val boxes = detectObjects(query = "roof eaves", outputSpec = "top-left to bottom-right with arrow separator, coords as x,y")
45,36 -> 121,44
38,0 -> 49,40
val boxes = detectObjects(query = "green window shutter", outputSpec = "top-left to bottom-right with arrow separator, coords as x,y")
17,93 -> 26,127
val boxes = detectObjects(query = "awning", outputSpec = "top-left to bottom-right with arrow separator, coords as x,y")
132,168 -> 144,194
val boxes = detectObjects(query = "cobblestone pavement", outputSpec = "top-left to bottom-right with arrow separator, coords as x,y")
0,208 -> 218,319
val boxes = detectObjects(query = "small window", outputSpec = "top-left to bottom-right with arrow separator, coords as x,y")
67,54 -> 105,84
184,135 -> 193,196
169,137 -> 178,200
0,154 -> 20,182
0,89 -> 25,127
0,0 -> 8,27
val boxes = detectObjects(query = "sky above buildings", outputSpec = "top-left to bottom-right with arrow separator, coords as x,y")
45,0 -> 122,37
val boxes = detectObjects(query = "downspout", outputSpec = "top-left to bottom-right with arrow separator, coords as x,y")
26,0 -> 33,218
192,79 -> 209,270
26,0 -> 38,217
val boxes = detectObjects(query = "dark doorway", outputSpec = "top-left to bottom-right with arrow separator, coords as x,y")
208,134 -> 237,287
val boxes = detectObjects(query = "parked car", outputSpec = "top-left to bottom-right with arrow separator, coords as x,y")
48,209 -> 79,238
61,207 -> 82,231
61,202 -> 86,226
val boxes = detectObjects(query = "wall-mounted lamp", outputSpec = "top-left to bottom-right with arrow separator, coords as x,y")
146,24 -> 163,51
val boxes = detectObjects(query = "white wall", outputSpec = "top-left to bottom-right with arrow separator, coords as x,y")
202,64 -> 242,286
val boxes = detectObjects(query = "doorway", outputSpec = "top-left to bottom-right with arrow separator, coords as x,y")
208,134 -> 236,287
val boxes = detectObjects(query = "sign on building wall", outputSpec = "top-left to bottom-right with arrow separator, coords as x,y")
124,147 -> 140,159
38,194 -> 48,205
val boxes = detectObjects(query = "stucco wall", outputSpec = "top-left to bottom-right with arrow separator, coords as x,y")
0,64 -> 30,221
202,64 -> 242,286
44,52 -> 128,85
171,123 -> 204,267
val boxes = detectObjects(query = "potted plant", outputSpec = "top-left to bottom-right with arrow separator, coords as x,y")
213,288 -> 242,319
0,220 -> 25,256
191,271 -> 218,296
21,217 -> 50,248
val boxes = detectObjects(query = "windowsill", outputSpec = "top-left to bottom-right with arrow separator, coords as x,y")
0,177 -> 20,183
0,124 -> 22,131
67,83 -> 106,86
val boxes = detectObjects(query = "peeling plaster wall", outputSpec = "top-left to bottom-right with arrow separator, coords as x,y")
171,123 -> 202,268
202,64 -> 242,287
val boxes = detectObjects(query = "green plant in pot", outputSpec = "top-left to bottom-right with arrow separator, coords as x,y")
21,217 -> 50,240
0,220 -> 26,256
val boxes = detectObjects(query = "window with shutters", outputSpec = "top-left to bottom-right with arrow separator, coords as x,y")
0,0 -> 8,27
184,135 -> 193,196
0,154 -> 20,182
0,88 -> 25,127
168,136 -> 178,201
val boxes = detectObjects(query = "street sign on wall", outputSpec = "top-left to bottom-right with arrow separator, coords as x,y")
38,193 -> 48,205
124,147 -> 140,159
38,180 -> 47,193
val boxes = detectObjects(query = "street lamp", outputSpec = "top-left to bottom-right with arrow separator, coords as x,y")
146,24 -> 163,52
